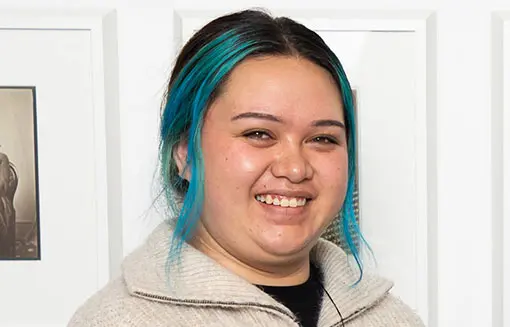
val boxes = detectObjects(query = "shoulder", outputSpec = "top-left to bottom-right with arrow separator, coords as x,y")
313,239 -> 423,325
352,293 -> 425,326
67,277 -> 151,327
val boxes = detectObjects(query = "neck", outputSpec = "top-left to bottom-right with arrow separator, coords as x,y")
189,222 -> 311,286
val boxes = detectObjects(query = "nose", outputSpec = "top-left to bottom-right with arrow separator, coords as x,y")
270,145 -> 313,183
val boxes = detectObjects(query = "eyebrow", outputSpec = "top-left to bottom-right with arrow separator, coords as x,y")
231,111 -> 345,129
231,112 -> 282,123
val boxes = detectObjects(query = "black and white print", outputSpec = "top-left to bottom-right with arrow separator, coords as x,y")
0,87 -> 40,260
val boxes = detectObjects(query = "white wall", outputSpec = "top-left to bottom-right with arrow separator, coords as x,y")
0,0 -> 508,326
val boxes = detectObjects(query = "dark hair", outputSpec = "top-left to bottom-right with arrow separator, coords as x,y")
159,9 -> 367,281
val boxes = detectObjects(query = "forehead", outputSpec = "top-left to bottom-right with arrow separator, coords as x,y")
210,56 -> 345,122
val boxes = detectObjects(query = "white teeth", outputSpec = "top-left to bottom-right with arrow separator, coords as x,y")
255,195 -> 307,208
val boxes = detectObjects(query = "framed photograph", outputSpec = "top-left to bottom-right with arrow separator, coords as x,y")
0,9 -> 118,326
0,86 -> 40,260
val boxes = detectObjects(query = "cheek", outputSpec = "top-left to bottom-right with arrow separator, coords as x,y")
234,149 -> 260,174
201,142 -> 270,227
202,139 -> 269,191
339,155 -> 349,189
319,152 -> 349,194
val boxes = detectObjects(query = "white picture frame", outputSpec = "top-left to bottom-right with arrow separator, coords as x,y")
491,11 -> 510,327
504,15 -> 510,327
0,9 -> 120,326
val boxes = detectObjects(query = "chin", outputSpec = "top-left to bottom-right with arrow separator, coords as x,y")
256,232 -> 315,258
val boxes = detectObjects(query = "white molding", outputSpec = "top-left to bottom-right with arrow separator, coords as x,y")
425,13 -> 438,327
505,16 -> 510,327
175,10 -> 435,326
491,12 -> 510,327
0,8 -> 112,29
505,17 -> 510,327
492,11 -> 510,327
0,9 -> 118,289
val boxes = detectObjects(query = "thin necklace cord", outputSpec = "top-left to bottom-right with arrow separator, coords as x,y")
317,279 -> 346,327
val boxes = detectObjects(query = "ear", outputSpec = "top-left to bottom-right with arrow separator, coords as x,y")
173,138 -> 191,181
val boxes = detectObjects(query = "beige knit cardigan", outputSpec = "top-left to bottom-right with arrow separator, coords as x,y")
69,222 -> 424,326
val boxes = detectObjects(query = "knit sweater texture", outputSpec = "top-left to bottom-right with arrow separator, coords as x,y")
68,222 -> 425,327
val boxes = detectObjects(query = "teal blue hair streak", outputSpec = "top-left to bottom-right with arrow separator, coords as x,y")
328,52 -> 374,284
159,9 -> 371,283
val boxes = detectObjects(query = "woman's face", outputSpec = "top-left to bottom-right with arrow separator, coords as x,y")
182,56 -> 348,266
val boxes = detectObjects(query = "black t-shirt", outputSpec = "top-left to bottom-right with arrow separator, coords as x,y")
256,264 -> 324,327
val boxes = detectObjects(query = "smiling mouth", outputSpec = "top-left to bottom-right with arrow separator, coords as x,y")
255,194 -> 310,208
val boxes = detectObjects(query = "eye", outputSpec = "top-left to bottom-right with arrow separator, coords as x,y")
242,130 -> 273,141
310,135 -> 339,145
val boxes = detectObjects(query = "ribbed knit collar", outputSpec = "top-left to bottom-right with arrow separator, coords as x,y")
122,222 -> 393,326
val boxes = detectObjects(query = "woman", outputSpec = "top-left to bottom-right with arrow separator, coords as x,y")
69,9 -> 424,326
